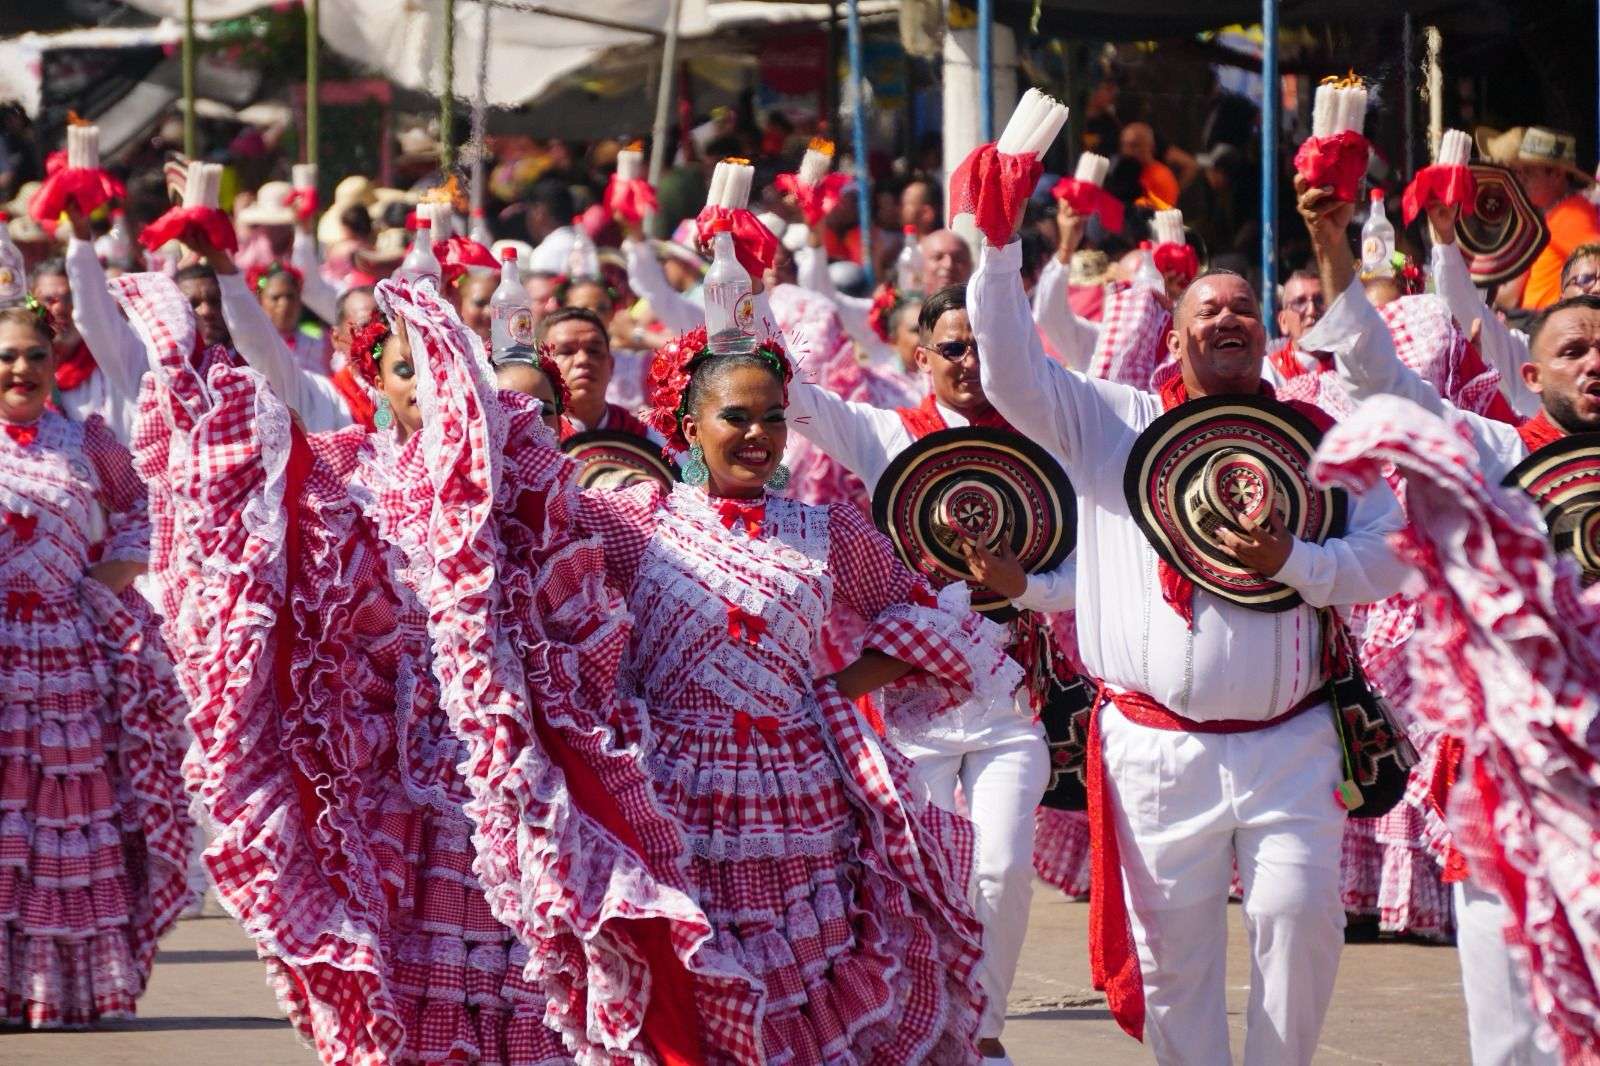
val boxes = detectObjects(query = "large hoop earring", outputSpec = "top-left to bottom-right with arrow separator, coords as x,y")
374,395 -> 394,430
764,462 -> 791,490
680,443 -> 708,486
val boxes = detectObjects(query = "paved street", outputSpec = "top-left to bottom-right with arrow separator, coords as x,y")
5,887 -> 1468,1065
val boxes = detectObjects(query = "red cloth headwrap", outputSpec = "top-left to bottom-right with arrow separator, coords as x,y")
773,171 -> 852,226
603,174 -> 659,225
31,164 -> 124,223
694,206 -> 778,277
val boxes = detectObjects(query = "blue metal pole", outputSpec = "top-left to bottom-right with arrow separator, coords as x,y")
846,0 -> 874,284
978,0 -> 994,142
1261,0 -> 1279,330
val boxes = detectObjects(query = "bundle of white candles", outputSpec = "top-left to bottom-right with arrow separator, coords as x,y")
1152,208 -> 1186,247
1437,128 -> 1471,167
616,143 -> 645,183
996,88 -> 1070,156
182,163 -> 223,209
706,159 -> 755,211
422,200 -> 454,239
1311,79 -> 1368,139
797,138 -> 836,187
66,125 -> 100,171
1073,152 -> 1110,186
292,163 -> 317,191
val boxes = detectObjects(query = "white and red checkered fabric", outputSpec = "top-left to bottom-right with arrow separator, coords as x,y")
1316,394 -> 1600,1060
411,273 -> 995,1062
0,406 -> 195,1027
118,272 -> 570,1065
1087,283 -> 1174,389
1379,293 -> 1505,417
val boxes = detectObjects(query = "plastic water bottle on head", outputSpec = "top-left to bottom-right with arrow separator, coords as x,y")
1360,189 -> 1395,278
490,247 -> 536,357
703,218 -> 757,356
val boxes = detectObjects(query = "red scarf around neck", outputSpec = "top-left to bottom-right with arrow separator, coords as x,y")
1154,374 -> 1332,626
1517,408 -> 1568,452
54,339 -> 96,393
894,391 -> 1014,440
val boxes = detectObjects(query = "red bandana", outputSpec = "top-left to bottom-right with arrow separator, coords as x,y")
559,403 -> 654,443
53,339 -> 96,393
1517,409 -> 1568,452
894,392 -> 1014,440
1154,374 -> 1333,626
1267,338 -> 1331,381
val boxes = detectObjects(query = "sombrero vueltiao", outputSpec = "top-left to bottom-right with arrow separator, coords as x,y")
1501,433 -> 1600,579
1124,395 -> 1348,611
561,430 -> 679,491
1455,163 -> 1550,288
871,426 -> 1076,620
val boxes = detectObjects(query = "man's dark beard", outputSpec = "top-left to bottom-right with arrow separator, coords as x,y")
1544,387 -> 1600,433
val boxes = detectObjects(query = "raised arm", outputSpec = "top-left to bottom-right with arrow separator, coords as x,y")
1425,201 -> 1539,418
63,210 -> 148,410
622,233 -> 703,334
971,238 -> 1135,478
1032,205 -> 1100,371
1298,179 -> 1524,473
786,377 -> 906,491
292,228 -> 340,326
795,242 -> 877,350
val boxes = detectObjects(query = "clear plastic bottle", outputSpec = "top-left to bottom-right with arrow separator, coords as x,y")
703,221 -> 756,355
396,218 -> 441,284
1132,248 -> 1166,294
566,215 -> 598,278
895,224 -> 924,291
1360,189 -> 1396,278
0,217 -> 24,307
490,246 -> 535,356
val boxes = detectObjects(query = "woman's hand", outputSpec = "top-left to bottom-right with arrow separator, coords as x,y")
86,559 -> 145,596
827,649 -> 914,700
957,536 -> 1028,600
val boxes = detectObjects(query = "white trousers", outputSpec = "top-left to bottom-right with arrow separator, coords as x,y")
1455,881 -> 1559,1066
1102,703 -> 1347,1066
901,719 -> 1049,1039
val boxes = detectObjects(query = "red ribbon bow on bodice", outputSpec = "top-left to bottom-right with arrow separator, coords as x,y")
713,497 -> 766,538
3,511 -> 37,542
724,599 -> 768,644
5,590 -> 42,621
3,422 -> 39,448
733,710 -> 782,747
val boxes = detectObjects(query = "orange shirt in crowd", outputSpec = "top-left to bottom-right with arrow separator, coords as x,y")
823,225 -> 863,265
1137,161 -> 1181,210
1522,192 -> 1600,309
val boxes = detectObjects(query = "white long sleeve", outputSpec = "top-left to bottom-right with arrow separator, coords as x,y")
218,272 -> 351,433
1031,256 -> 1101,371
1307,272 -> 1526,480
1428,241 -> 1539,418
786,379 -> 914,491
62,239 -> 148,443
292,229 -> 340,326
1012,560 -> 1077,612
624,238 -> 704,334
972,237 -> 1410,721
795,245 -> 878,352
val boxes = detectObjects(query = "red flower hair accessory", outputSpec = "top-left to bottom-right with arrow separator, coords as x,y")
643,327 -> 793,451
347,319 -> 391,386
246,260 -> 304,295
867,282 -> 919,345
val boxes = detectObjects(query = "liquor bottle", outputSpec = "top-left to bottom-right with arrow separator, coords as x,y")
703,220 -> 756,355
1360,189 -> 1396,278
395,218 -> 440,284
895,225 -> 924,291
489,246 -> 536,356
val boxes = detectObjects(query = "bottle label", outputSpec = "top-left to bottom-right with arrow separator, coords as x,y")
507,307 -> 535,345
1361,236 -> 1390,270
0,267 -> 19,304
734,294 -> 757,335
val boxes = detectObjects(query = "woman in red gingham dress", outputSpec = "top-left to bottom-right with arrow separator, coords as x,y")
415,306 -> 1014,1063
0,305 -> 193,1027
111,270 -> 570,1066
